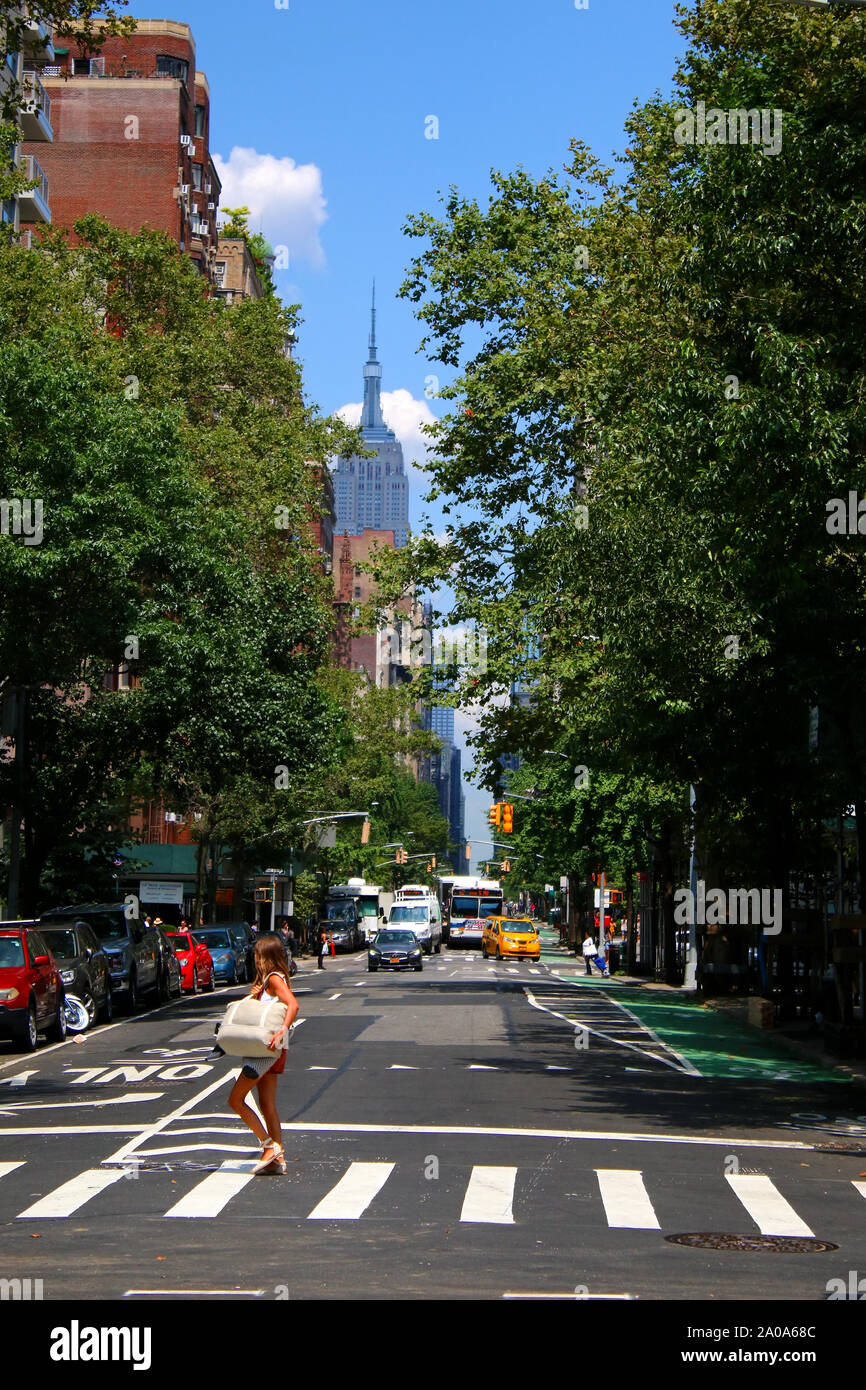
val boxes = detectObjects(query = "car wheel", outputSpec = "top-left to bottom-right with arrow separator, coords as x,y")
123,973 -> 139,1015
414,962 -> 423,972
157,966 -> 169,1004
16,1001 -> 38,1052
100,985 -> 113,1023
368,963 -> 378,972
481,945 -> 487,959
84,994 -> 97,1027
496,947 -> 501,960
233,962 -> 239,986
47,1000 -> 67,1043
191,969 -> 199,995
205,966 -> 215,992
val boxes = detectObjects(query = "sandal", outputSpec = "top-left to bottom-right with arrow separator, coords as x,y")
253,1139 -> 286,1175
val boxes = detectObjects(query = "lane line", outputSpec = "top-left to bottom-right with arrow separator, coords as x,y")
854,1180 -> 866,1203
102,1070 -> 236,1165
595,1169 -> 660,1230
0,1160 -> 25,1179
307,1162 -> 395,1220
269,1122 -> 813,1151
725,1174 -> 815,1237
164,1159 -> 258,1217
0,1124 -> 150,1136
18,1166 -> 128,1218
460,1165 -> 517,1224
124,1289 -> 266,1298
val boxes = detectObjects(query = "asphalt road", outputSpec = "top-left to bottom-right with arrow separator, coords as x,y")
1,946 -> 865,1302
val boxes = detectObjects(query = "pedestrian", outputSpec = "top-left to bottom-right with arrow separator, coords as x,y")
582,931 -> 597,976
285,927 -> 298,960
227,934 -> 298,1175
317,926 -> 328,969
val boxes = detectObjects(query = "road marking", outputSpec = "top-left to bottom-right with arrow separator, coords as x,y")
546,1065 -> 570,1072
854,1181 -> 866,1203
165,1159 -> 258,1217
307,1162 -> 395,1220
0,1161 -> 25,1180
524,987 -> 699,1076
0,1070 -> 38,1087
18,1166 -> 128,1218
725,1174 -> 814,1237
389,1065 -> 417,1070
269,1122 -> 815,1151
503,1291 -> 635,1301
468,1064 -> 498,1071
595,1169 -> 660,1230
0,1125 -> 150,1136
103,1069 -> 236,1166
0,1091 -> 164,1116
328,994 -> 343,1001
124,1289 -> 266,1298
460,1166 -> 517,1224
308,1065 -> 337,1070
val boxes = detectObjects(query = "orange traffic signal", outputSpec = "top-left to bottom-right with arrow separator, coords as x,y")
502,803 -> 514,834
489,803 -> 502,831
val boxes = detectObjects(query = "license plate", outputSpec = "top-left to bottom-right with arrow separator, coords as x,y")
390,957 -> 400,964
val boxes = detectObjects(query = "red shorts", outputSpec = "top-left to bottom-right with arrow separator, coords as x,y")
267,1047 -> 287,1076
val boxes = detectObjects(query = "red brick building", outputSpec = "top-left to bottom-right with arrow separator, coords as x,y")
23,18 -> 220,277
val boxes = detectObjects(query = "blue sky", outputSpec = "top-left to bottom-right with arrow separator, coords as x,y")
131,0 -> 689,862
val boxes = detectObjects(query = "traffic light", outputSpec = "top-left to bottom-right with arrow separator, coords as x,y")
502,803 -> 514,834
489,803 -> 502,832
431,856 -> 436,869
502,859 -> 511,873
361,818 -> 370,845
465,842 -> 472,861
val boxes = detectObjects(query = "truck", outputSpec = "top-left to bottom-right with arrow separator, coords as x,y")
325,880 -> 393,947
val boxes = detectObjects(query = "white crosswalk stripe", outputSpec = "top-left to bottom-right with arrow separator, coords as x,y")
726,1173 -> 815,1237
307,1161 -> 395,1220
17,1166 -> 127,1219
165,1159 -> 257,1218
0,1155 -> 856,1235
595,1169 -> 660,1230
460,1166 -> 517,1224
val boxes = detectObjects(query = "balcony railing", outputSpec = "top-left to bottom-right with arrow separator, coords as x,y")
20,70 -> 52,141
42,58 -> 193,84
17,154 -> 50,224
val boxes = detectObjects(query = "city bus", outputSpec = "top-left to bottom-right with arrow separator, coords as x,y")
437,875 -> 503,947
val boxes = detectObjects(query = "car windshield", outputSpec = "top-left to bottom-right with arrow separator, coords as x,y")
169,934 -> 194,951
195,930 -> 231,948
326,904 -> 355,921
503,921 -> 535,932
389,906 -> 428,923
375,931 -> 416,946
39,928 -> 78,957
0,937 -> 25,967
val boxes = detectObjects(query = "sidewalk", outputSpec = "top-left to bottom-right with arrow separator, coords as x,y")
536,925 -> 866,1087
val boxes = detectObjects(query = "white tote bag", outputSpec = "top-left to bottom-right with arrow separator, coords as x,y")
216,992 -> 289,1057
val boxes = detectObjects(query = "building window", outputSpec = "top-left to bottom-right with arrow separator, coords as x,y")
72,56 -> 92,75
157,54 -> 189,84
192,162 -> 203,191
194,104 -> 206,137
213,261 -> 226,287
354,586 -> 362,598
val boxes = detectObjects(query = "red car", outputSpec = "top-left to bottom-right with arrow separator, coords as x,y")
167,931 -> 215,993
0,923 -> 67,1051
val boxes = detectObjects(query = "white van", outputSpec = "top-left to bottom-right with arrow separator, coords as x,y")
387,894 -> 442,954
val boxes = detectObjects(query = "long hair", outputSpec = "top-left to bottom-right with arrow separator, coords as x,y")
251,935 -> 292,996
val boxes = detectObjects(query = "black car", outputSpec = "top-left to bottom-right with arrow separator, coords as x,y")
38,920 -> 113,1026
154,925 -> 183,1002
40,903 -> 161,1014
368,929 -> 423,973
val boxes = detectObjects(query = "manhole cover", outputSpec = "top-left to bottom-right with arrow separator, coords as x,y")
665,1233 -> 838,1254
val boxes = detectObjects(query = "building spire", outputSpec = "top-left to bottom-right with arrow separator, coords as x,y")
361,279 -> 385,430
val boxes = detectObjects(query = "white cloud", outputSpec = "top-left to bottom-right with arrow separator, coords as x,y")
336,389 -> 437,496
212,146 -> 327,269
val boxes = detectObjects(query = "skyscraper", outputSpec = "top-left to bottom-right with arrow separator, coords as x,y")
333,287 -> 409,547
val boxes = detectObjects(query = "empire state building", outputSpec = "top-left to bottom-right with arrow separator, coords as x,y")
333,287 -> 409,548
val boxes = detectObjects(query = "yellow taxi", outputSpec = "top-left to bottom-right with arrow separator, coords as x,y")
481,916 -> 541,961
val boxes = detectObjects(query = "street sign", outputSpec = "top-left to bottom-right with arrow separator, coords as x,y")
139,880 -> 184,905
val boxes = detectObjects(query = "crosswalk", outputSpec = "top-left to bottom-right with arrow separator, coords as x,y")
2,1155 -> 864,1233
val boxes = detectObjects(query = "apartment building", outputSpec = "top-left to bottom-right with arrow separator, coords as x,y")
1,7 -> 54,239
21,18 -> 220,277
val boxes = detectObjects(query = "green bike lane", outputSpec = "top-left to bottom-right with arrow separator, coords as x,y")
536,928 -> 849,1085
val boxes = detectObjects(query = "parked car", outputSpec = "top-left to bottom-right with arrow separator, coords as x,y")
38,920 -> 112,1026
193,926 -> 247,985
223,921 -> 256,979
167,930 -> 215,993
368,929 -> 423,973
481,917 -> 541,962
154,925 -> 183,1002
40,903 -> 161,1014
0,923 -> 67,1050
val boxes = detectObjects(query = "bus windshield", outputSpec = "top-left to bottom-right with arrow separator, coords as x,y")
452,895 -> 503,919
